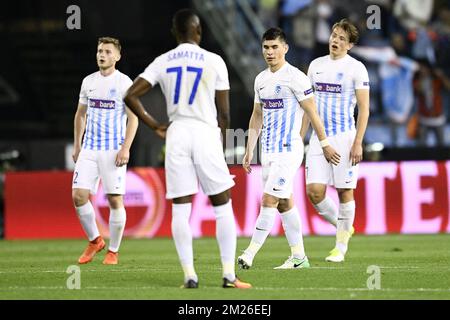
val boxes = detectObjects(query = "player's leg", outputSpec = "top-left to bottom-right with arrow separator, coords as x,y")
101,194 -> 126,265
209,190 -> 251,289
237,153 -> 281,269
165,122 -> 199,288
274,196 -> 310,269
238,192 -> 278,270
99,150 -> 128,265
270,151 -> 309,270
194,124 -> 250,288
324,188 -> 355,262
306,183 -> 338,226
326,131 -> 358,262
72,150 -> 105,264
305,138 -> 338,226
172,195 -> 198,288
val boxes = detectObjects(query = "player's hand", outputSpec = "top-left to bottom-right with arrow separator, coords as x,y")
115,147 -> 130,167
350,142 -> 363,166
242,151 -> 253,174
72,146 -> 81,163
322,145 -> 340,166
155,124 -> 169,139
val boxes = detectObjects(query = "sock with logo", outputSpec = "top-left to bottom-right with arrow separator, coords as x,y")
336,201 -> 355,254
280,206 -> 306,259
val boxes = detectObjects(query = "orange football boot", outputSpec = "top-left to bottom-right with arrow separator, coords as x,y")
78,236 -> 105,264
222,276 -> 252,289
103,250 -> 119,265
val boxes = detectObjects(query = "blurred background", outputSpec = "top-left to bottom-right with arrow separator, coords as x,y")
1,0 -> 450,238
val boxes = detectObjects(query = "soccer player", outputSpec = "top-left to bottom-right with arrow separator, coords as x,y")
72,37 -> 138,265
237,27 -> 340,270
124,9 -> 251,289
304,19 -> 370,262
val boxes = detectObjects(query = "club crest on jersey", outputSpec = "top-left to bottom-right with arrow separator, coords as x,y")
109,88 -> 117,98
275,85 -> 282,95
89,99 -> 116,109
261,98 -> 284,109
278,177 -> 286,186
336,73 -> 344,81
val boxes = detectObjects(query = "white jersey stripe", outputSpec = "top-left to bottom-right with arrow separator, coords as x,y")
279,106 -> 288,152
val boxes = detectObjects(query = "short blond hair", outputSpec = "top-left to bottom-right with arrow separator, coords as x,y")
98,37 -> 121,52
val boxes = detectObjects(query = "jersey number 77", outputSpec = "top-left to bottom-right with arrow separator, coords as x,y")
166,66 -> 203,105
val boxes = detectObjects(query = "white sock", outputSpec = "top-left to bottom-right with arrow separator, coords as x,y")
280,206 -> 305,259
314,197 -> 338,227
108,207 -> 126,252
246,207 -> 277,257
336,201 -> 356,254
213,200 -> 236,281
75,201 -> 99,241
171,203 -> 197,282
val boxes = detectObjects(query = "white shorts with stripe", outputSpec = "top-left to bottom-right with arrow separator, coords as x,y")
164,120 -> 235,199
72,149 -> 126,195
305,130 -> 359,189
261,143 -> 304,199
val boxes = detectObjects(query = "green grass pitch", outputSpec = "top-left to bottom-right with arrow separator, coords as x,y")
1,235 -> 449,299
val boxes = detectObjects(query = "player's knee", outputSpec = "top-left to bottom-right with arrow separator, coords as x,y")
209,190 -> 230,206
107,195 -> 123,209
277,198 -> 292,212
306,186 -> 325,205
337,189 -> 353,203
262,193 -> 279,208
72,190 -> 88,207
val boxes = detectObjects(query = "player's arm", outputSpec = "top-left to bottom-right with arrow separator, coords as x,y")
300,97 -> 340,165
123,77 -> 166,139
351,89 -> 370,166
115,107 -> 139,167
72,103 -> 87,163
215,90 -> 230,149
299,112 -> 311,142
243,102 -> 263,174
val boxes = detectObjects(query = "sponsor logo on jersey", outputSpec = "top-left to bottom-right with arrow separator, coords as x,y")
89,99 -> 116,109
261,98 -> 284,109
315,82 -> 342,93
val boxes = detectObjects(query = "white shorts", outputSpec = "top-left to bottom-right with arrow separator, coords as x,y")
305,130 -> 359,189
72,149 -> 126,195
262,146 -> 304,199
165,120 -> 235,199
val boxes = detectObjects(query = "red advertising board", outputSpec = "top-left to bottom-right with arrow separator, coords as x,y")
4,161 -> 450,239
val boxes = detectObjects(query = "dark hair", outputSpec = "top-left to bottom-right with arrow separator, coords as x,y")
262,27 -> 287,43
172,8 -> 197,36
98,37 -> 121,52
331,19 -> 359,44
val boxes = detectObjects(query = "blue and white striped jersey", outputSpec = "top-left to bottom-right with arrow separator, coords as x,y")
307,55 -> 369,137
79,70 -> 133,150
254,63 -> 314,154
